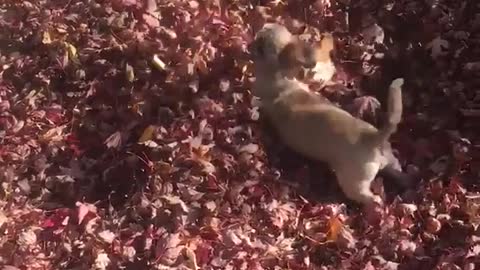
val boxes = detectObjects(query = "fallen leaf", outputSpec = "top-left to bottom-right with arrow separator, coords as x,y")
98,230 -> 116,244
122,246 -> 136,262
17,229 -> 37,249
185,246 -> 199,270
326,215 -> 343,242
122,0 -> 137,6
426,36 -> 449,59
40,126 -> 66,142
104,131 -> 122,149
76,202 -> 97,224
42,31 -> 52,44
126,63 -> 135,82
143,0 -> 160,28
425,217 -> 441,233
65,42 -> 78,62
362,23 -> 384,44
94,251 -> 111,270
152,54 -> 166,70
0,210 -> 7,227
352,96 -> 381,119
139,125 -> 155,143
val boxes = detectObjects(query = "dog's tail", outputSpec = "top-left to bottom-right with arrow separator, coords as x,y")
369,78 -> 404,146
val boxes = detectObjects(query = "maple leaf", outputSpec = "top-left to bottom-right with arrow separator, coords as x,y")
152,54 -> 167,70
426,36 -> 449,59
138,125 -> 156,143
0,210 -> 7,227
123,0 -> 137,6
157,233 -> 184,265
94,252 -> 111,270
98,230 -> 116,244
143,0 -> 160,28
16,229 -> 37,250
104,131 -> 123,149
362,23 -> 385,44
352,96 -> 381,119
326,215 -> 343,242
76,202 -> 97,224
125,63 -> 135,82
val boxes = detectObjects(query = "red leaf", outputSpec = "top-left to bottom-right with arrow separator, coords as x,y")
45,108 -> 64,124
41,208 -> 70,229
76,202 -> 97,224
195,242 -> 213,266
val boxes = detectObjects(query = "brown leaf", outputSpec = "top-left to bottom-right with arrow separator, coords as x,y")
40,126 -> 66,142
326,215 -> 343,242
157,233 -> 184,265
138,125 -> 156,143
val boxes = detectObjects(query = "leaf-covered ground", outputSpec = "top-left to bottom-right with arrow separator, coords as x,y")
1,0 -> 480,269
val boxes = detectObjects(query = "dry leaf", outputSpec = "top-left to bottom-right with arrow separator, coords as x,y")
126,63 -> 135,82
426,36 -> 449,59
94,251 -> 111,270
185,247 -> 199,270
123,246 -> 137,262
152,54 -> 166,70
139,125 -> 156,143
42,31 -> 52,44
40,126 -> 65,142
362,23 -> 385,44
98,230 -> 116,244
104,131 -> 122,149
76,202 -> 97,224
121,0 -> 137,7
65,42 -> 78,61
143,0 -> 160,28
0,210 -> 7,227
326,215 -> 343,241
17,229 -> 37,249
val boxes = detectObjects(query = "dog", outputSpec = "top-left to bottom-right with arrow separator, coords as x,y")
249,23 -> 407,206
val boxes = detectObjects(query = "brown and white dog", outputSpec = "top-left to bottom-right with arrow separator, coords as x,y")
249,23 -> 407,206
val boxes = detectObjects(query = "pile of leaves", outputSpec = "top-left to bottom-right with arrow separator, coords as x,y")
1,0 -> 480,269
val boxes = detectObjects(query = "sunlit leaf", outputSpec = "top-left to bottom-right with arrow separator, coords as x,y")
138,125 -> 155,143
185,246 -> 199,270
64,42 -> 78,62
152,54 -> 166,70
40,126 -> 65,142
125,63 -> 135,82
42,31 -> 52,44
326,215 -> 343,241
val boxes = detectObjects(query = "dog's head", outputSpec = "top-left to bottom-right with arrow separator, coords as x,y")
249,23 -> 317,72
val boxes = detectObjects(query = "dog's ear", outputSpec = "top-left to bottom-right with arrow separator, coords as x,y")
278,40 -> 317,69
